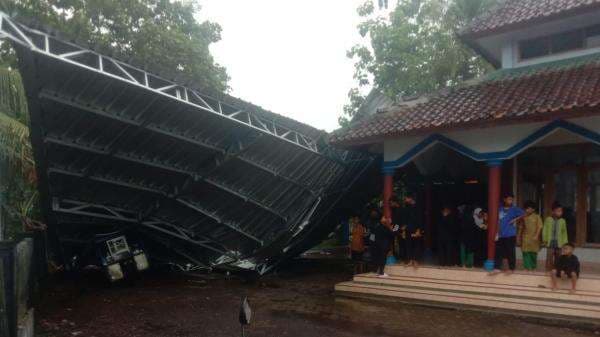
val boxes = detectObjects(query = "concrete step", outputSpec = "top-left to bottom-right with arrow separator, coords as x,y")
384,265 -> 600,293
335,281 -> 600,320
336,266 -> 600,321
354,273 -> 600,304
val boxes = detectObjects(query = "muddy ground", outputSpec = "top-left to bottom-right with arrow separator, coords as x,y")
35,259 -> 600,337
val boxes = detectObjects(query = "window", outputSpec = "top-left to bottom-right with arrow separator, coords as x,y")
520,37 -> 551,59
519,24 -> 600,61
586,24 -> 600,48
551,30 -> 584,53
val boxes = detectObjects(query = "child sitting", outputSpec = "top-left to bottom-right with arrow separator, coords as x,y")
551,243 -> 580,293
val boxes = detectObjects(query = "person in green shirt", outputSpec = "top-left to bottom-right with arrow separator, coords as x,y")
518,201 -> 543,271
543,203 -> 569,271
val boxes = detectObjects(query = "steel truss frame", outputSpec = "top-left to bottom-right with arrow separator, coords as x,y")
51,198 -> 239,263
39,92 -> 324,192
2,12 -> 376,273
0,12 -> 321,153
47,165 -> 266,245
44,135 -> 298,220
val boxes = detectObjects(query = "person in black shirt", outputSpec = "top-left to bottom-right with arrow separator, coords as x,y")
437,205 -> 459,266
551,243 -> 580,293
363,208 -> 381,271
458,205 -> 482,268
390,197 -> 408,264
373,216 -> 397,277
401,194 -> 423,267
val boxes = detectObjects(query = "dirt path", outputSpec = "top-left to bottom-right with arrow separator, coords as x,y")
35,259 -> 600,337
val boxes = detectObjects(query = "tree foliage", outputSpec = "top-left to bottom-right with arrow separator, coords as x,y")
0,67 -> 38,239
0,0 -> 229,92
341,0 -> 497,125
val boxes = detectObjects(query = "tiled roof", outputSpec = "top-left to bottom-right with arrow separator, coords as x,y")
462,0 -> 600,37
330,53 -> 600,145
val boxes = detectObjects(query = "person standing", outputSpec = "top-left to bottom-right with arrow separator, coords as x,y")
472,208 -> 488,266
390,197 -> 408,264
373,216 -> 396,277
437,205 -> 459,266
401,194 -> 423,267
543,203 -> 569,271
519,201 -> 543,272
458,205 -> 480,268
350,215 -> 366,274
495,193 -> 524,273
364,208 -> 381,272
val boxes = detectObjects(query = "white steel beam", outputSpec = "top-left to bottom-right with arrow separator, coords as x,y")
51,198 -> 237,259
0,12 -> 321,153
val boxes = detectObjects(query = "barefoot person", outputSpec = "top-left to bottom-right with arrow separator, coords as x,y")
519,201 -> 543,272
495,193 -> 524,273
551,243 -> 580,293
543,203 -> 569,271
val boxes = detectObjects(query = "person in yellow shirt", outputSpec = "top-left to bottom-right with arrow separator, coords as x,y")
518,201 -> 543,271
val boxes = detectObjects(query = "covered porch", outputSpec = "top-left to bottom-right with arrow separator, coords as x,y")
335,116 -> 600,321
327,35 -> 600,319
381,117 -> 600,271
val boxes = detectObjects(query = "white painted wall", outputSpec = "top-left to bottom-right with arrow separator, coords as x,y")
570,115 -> 600,135
501,43 -> 514,69
443,122 -> 544,154
383,116 -> 600,164
383,135 -> 427,162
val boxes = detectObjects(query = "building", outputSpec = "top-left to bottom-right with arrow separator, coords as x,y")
333,0 -> 600,319
332,0 -> 600,268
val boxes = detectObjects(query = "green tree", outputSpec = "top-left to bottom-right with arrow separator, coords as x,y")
0,67 -> 38,239
341,0 -> 496,125
0,0 -> 229,92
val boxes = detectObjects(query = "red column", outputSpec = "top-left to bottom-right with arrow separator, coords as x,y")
485,160 -> 502,271
382,173 -> 394,220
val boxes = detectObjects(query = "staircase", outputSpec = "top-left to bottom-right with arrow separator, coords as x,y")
335,265 -> 600,321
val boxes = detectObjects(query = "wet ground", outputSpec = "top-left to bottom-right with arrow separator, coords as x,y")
35,259 -> 600,337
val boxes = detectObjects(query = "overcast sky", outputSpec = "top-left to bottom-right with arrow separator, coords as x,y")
197,1 -> 394,132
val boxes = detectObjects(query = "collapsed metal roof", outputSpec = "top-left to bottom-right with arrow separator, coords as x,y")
0,13 -> 374,274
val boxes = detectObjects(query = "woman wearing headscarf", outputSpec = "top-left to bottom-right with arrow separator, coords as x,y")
460,206 -> 486,268
472,207 -> 488,266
